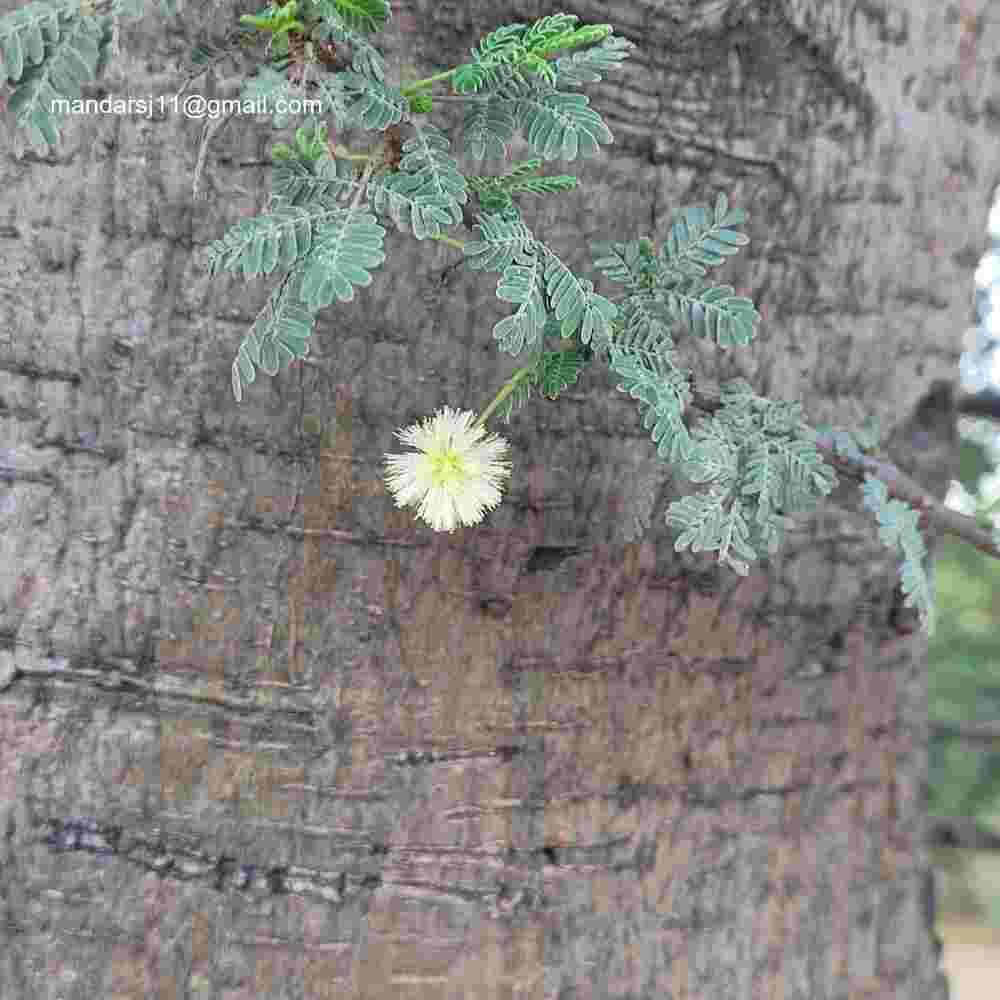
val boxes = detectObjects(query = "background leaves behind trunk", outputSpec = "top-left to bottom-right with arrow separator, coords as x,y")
3,0 -> 996,996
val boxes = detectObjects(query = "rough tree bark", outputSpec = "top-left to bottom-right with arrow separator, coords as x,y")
2,0 -> 997,997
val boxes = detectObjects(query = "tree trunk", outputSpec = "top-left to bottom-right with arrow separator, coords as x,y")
2,0 -> 993,996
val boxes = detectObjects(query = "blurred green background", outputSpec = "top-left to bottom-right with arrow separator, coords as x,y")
927,404 -> 1000,998
930,413 -> 1000,924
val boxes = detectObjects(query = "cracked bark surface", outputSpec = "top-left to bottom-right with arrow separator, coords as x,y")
2,0 -> 996,996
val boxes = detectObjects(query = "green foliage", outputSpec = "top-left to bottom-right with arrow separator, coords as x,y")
662,379 -> 838,575
552,32 -> 636,88
406,92 -> 432,114
240,64 -> 328,128
2,5 -> 105,147
861,475 -> 936,635
456,70 -> 615,163
338,70 -> 406,130
491,323 -> 590,423
313,13 -> 386,82
661,196 -> 751,277
665,277 -> 760,348
591,196 -> 761,351
296,210 -> 386,309
461,212 -> 617,354
509,76 -> 615,161
205,188 -> 387,314
366,121 -> 467,239
465,158 -> 578,217
491,254 -> 547,355
536,346 -> 587,398
651,195 -> 760,347
271,122 -> 331,164
606,342 -> 694,465
0,0 -> 174,144
531,23 -> 612,60
309,0 -> 390,37
0,2 -> 64,83
269,153 -> 359,203
590,236 -> 661,291
461,95 -> 518,161
239,1 -> 306,39
452,13 -> 617,94
205,203 -> 329,279
0,3 -> 955,635
539,254 -> 618,346
520,92 -> 614,160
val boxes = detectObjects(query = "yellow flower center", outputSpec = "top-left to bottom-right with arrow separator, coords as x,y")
428,446 -> 466,488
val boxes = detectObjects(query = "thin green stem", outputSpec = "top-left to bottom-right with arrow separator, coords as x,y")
473,366 -> 536,431
400,49 -> 562,99
419,234 -> 536,432
399,68 -> 459,97
430,233 -> 466,251
330,144 -> 373,162
409,94 -> 493,102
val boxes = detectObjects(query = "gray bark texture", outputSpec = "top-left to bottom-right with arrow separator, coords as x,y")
1,0 -> 996,996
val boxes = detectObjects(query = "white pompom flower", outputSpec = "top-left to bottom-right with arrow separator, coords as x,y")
383,406 -> 513,532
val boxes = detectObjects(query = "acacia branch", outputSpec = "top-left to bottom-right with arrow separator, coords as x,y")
956,388 -> 1000,424
927,815 -> 1000,850
686,379 -> 1000,562
72,0 -> 1000,570
930,720 -> 1000,745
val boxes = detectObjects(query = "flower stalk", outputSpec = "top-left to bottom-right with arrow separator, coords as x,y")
473,367 -> 537,431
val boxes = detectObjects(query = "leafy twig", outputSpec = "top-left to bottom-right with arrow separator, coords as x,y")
688,378 -> 1000,561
